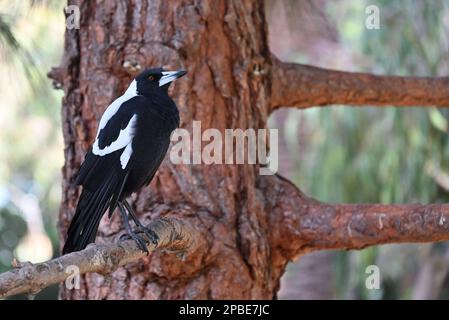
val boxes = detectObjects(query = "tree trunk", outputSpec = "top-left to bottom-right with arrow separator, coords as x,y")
56,0 -> 281,300
50,0 -> 449,300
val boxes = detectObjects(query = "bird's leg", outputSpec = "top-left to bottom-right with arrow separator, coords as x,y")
118,202 -> 148,253
123,199 -> 159,246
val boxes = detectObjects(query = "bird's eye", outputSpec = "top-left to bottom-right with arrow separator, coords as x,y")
148,76 -> 155,81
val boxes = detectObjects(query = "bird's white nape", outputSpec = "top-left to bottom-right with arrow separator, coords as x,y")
96,80 -> 139,132
124,79 -> 139,96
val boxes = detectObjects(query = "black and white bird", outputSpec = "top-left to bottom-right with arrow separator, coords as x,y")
62,67 -> 187,254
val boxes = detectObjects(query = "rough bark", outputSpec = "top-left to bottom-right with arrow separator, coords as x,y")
54,0 -> 279,300
271,56 -> 449,111
262,175 -> 449,264
43,0 -> 449,300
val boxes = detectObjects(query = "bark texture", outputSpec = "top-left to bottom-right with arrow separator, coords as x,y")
55,0 -> 279,300
47,0 -> 449,300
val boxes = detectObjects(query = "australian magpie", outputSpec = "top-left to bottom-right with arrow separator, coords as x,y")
62,67 -> 187,254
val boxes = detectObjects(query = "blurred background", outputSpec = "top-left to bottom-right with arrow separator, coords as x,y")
1,0 -> 449,299
268,0 -> 449,299
0,0 -> 64,299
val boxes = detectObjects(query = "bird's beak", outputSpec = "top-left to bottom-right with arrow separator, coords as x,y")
159,70 -> 187,87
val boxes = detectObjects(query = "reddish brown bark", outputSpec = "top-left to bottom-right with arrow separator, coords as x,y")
262,175 -> 449,263
49,0 -> 449,300
55,0 -> 278,300
271,56 -> 449,111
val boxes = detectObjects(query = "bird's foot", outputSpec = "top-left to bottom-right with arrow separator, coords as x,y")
129,216 -> 159,246
139,227 -> 159,247
120,231 -> 149,254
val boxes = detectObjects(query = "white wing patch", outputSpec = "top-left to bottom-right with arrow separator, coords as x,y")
91,80 -> 139,169
92,114 -> 138,157
120,143 -> 133,169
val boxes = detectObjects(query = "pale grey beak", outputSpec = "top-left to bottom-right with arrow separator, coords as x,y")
159,70 -> 187,87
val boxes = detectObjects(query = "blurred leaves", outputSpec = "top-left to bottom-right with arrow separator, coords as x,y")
429,108 -> 448,133
273,0 -> 449,299
0,0 -> 65,299
0,207 -> 26,273
0,13 -> 19,51
0,11 -> 42,92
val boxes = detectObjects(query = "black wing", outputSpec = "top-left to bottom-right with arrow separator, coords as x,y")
76,98 -> 140,189
63,96 -> 144,254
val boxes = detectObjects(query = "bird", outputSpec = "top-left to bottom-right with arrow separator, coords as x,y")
62,67 -> 187,254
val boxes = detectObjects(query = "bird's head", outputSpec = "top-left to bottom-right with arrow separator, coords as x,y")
134,67 -> 187,95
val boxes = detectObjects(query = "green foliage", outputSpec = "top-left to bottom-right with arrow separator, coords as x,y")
0,207 -> 26,273
279,0 -> 449,299
0,0 -> 65,299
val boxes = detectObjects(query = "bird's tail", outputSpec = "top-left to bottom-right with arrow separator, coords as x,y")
63,173 -> 118,254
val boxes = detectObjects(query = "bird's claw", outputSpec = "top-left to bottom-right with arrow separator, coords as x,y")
120,231 -> 149,254
140,227 -> 159,246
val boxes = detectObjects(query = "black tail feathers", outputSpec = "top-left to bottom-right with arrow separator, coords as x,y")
62,172 -> 126,254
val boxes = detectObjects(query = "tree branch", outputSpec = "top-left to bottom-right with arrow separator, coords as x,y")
299,203 -> 449,251
268,175 -> 449,261
0,217 -> 202,299
270,55 -> 449,112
